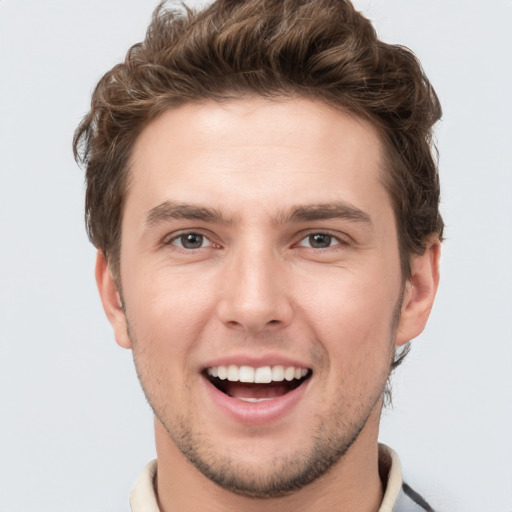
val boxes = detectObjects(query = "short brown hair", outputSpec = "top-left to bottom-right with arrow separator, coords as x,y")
74,0 -> 443,282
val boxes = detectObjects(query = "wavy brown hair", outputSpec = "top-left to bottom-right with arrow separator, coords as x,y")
74,0 -> 443,288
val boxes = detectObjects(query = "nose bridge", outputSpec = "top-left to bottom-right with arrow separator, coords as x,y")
217,238 -> 292,332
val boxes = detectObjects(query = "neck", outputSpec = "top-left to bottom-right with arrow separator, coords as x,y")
154,408 -> 384,512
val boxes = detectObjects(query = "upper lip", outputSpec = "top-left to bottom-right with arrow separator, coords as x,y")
202,353 -> 311,371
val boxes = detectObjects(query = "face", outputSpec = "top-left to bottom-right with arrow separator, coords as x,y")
98,97 -> 437,497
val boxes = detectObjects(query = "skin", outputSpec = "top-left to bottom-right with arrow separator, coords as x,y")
96,97 -> 440,512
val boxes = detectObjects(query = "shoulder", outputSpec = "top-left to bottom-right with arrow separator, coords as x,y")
396,482 -> 435,512
378,444 -> 435,512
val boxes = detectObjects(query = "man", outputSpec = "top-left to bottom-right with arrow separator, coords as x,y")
74,0 -> 442,510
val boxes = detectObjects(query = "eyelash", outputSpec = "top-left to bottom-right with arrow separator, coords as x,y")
165,231 -> 216,250
296,231 -> 348,250
164,230 -> 349,251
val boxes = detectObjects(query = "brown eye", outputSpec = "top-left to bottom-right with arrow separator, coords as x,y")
308,233 -> 333,248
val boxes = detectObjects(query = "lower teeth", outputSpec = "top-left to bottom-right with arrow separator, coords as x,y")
237,397 -> 275,402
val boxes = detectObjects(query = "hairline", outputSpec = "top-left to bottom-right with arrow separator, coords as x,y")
107,93 -> 421,283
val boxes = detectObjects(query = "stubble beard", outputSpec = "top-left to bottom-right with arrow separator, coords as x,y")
126,298 -> 401,498
156,398 -> 378,498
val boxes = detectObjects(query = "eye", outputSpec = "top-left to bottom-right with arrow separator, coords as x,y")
297,233 -> 340,249
170,232 -> 211,249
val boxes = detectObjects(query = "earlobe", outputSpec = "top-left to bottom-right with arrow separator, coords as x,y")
396,241 -> 441,347
95,251 -> 132,349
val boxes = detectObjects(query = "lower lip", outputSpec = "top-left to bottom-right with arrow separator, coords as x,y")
203,376 -> 310,426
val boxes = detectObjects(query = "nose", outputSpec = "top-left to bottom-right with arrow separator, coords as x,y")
216,245 -> 293,333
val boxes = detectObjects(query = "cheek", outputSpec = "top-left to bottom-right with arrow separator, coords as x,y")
298,271 -> 399,371
122,266 -> 215,357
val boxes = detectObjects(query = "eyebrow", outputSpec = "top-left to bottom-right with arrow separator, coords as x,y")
145,201 -> 234,227
278,202 -> 373,227
145,200 -> 372,228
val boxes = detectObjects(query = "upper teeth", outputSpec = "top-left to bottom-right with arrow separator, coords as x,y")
207,365 -> 308,383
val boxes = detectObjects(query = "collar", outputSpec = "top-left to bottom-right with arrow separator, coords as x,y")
377,444 -> 404,512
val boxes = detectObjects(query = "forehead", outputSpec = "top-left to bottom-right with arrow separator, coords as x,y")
126,97 -> 390,224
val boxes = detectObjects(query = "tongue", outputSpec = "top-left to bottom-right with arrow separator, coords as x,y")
225,382 -> 291,399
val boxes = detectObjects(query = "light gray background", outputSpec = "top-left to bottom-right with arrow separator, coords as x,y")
1,1 -> 511,511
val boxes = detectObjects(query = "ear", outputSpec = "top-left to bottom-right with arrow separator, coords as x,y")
95,251 -> 132,349
396,241 -> 441,347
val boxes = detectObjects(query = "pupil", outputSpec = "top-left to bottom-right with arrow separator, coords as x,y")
310,234 -> 331,248
182,233 -> 203,249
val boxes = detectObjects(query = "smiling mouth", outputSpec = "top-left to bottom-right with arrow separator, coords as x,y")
205,365 -> 312,402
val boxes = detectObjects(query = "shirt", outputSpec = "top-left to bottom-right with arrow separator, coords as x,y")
129,444 -> 433,511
